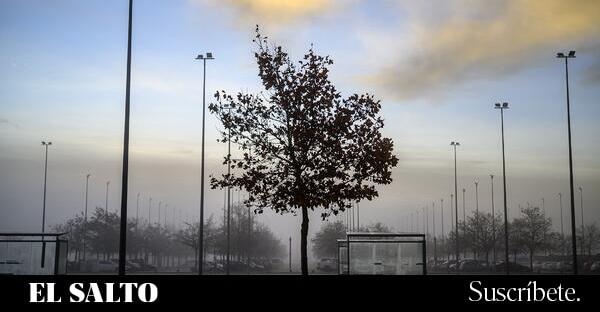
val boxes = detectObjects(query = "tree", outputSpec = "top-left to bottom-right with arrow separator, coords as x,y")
312,221 -> 346,259
579,223 -> 600,257
209,27 -> 398,275
463,212 -> 502,265
514,206 -> 552,270
176,222 -> 200,268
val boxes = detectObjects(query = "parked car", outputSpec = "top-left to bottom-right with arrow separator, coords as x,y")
493,261 -> 530,273
249,261 -> 265,272
87,260 -> 118,272
590,261 -> 600,273
459,259 -> 486,273
128,259 -> 157,272
316,258 -> 336,272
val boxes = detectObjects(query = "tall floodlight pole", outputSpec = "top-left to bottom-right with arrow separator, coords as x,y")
556,50 -> 578,274
416,209 -> 420,233
357,202 -> 360,231
579,186 -> 584,256
158,201 -> 162,227
136,193 -> 140,230
83,173 -> 90,261
165,204 -> 168,228
462,188 -> 466,224
195,52 -> 214,275
289,237 -> 292,273
494,102 -> 510,274
41,141 -> 52,234
450,194 -> 454,232
490,174 -> 496,268
474,180 -> 479,214
40,141 -> 52,268
450,141 -> 460,266
225,104 -> 232,275
559,192 -> 564,255
462,188 -> 466,258
424,206 -> 428,237
474,179 -> 479,260
148,197 -> 152,224
441,198 -> 447,262
117,0 -> 133,275
432,201 -> 436,264
105,181 -> 110,216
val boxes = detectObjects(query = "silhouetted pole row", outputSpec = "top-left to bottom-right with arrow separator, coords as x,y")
195,51 -> 214,275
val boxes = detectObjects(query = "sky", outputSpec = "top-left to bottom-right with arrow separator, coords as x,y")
1,0 -> 599,263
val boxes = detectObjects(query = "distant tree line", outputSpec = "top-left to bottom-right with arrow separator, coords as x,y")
434,206 -> 600,270
312,206 -> 600,272
52,203 -> 284,269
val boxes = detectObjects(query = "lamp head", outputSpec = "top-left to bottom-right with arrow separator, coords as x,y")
556,52 -> 565,58
568,50 -> 576,57
196,54 -> 204,60
503,102 -> 509,108
206,52 -> 213,59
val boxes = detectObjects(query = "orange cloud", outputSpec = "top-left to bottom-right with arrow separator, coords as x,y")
364,0 -> 600,100
193,0 -> 337,26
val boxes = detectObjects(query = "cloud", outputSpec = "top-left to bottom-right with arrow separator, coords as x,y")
190,0 -> 341,28
0,118 -> 19,129
363,0 -> 600,101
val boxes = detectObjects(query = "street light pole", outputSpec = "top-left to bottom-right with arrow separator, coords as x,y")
195,52 -> 214,275
40,141 -> 52,268
432,201 -> 436,264
579,186 -> 584,256
450,194 -> 454,232
105,181 -> 110,216
83,173 -> 90,261
475,180 -> 479,214
490,174 -> 496,268
556,50 -> 578,274
117,0 -> 133,276
450,141 -> 460,266
462,188 -> 466,258
41,141 -> 52,235
357,202 -> 360,231
494,102 -> 510,274
226,105 -> 232,275
136,193 -> 140,230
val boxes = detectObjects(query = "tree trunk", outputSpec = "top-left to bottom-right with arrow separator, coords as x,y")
529,249 -> 533,272
301,206 -> 309,275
